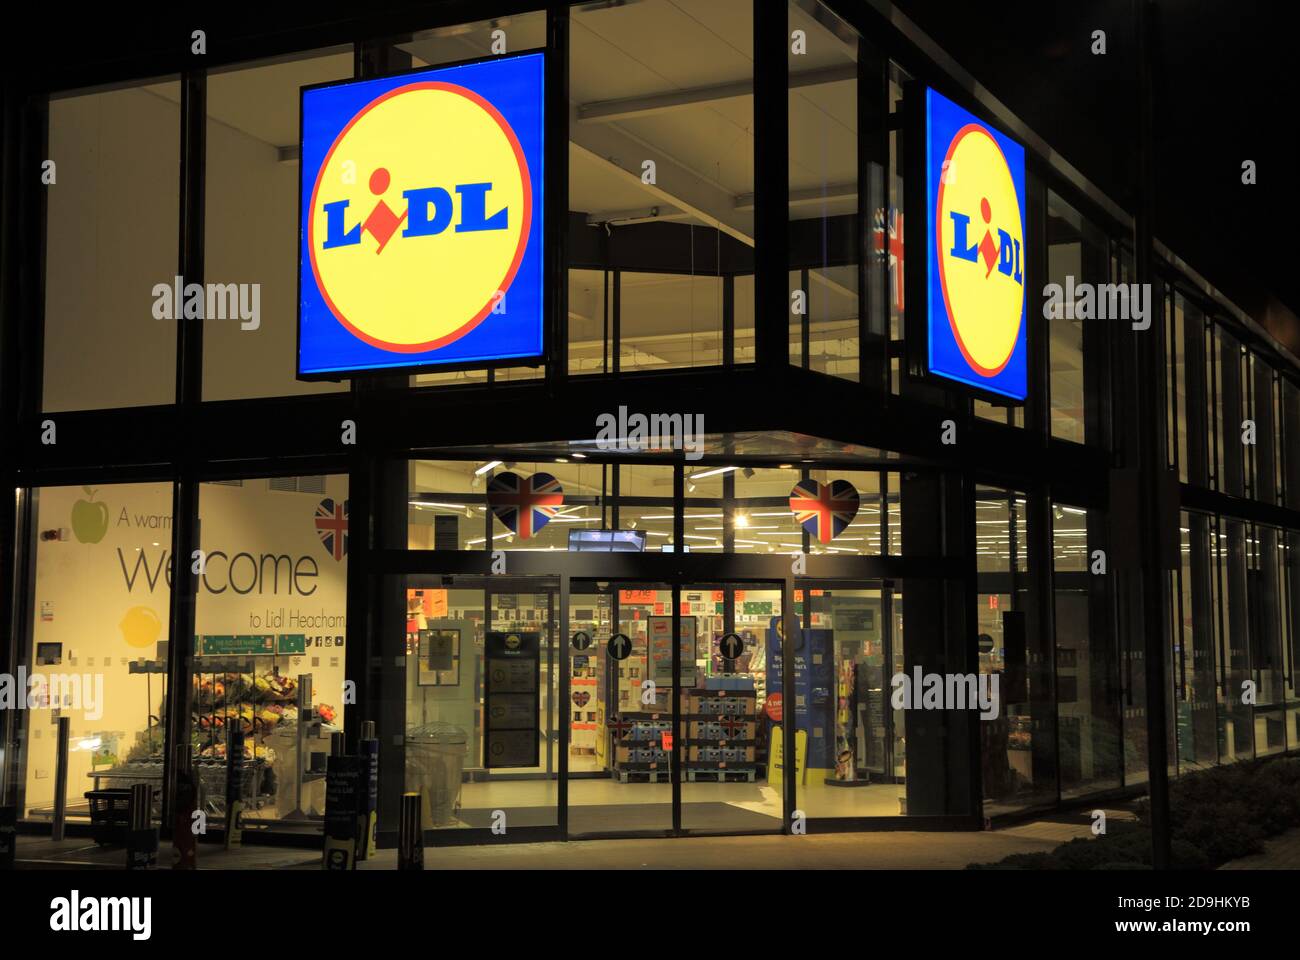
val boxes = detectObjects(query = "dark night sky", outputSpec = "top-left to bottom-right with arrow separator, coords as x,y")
894,0 -> 1300,343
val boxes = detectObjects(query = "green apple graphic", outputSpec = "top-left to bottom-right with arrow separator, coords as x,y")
71,486 -> 110,543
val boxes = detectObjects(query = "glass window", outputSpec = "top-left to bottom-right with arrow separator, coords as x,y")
1217,327 -> 1247,497
788,0 -> 859,381
1250,525 -> 1286,756
731,467 -> 880,555
887,63 -> 908,396
44,82 -> 180,412
568,270 -> 608,375
1285,530 -> 1300,750
570,0 -> 754,372
619,272 -> 724,370
1218,518 -> 1254,761
191,476 -> 349,828
1169,292 -> 1190,482
409,459 -> 607,552
976,486 -> 1049,814
1052,503 -> 1121,797
794,586 -> 906,817
1285,379 -> 1300,510
1046,191 -> 1107,444
15,483 -> 173,824
614,464 -> 673,551
203,49 -> 354,401
1175,512 -> 1219,771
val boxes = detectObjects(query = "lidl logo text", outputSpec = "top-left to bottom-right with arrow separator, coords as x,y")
948,197 -> 1022,285
321,170 -> 509,252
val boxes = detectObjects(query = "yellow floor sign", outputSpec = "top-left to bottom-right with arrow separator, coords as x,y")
767,727 -> 808,784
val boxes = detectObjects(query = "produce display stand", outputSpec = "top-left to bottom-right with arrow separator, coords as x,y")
609,717 -> 672,783
190,657 -> 308,816
682,686 -> 759,783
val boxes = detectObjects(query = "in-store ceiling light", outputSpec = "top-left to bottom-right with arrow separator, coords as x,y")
686,466 -> 736,481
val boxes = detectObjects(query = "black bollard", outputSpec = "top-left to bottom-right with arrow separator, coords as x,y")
125,782 -> 158,869
0,806 -> 15,870
398,792 -> 423,871
172,745 -> 198,870
52,717 -> 70,842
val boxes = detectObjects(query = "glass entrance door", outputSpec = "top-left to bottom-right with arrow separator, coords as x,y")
678,581 -> 785,834
566,580 -> 674,836
403,574 -> 560,835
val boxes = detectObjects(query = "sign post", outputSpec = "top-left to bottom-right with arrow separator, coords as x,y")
355,721 -> 379,861
322,733 -> 358,870
125,782 -> 158,869
224,727 -> 244,850
0,806 -> 16,870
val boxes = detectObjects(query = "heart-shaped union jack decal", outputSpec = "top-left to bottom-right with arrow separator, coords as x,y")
314,498 -> 350,561
487,472 -> 564,539
789,480 -> 859,544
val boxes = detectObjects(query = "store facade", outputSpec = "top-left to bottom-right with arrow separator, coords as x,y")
1,0 -> 1299,850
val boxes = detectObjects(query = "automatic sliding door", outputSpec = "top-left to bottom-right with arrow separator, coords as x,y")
679,582 -> 785,834
402,574 -> 558,835
566,580 -> 674,836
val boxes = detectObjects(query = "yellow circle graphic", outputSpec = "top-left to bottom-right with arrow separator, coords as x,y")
120,606 -> 162,649
309,82 -> 530,352
936,125 -> 1024,375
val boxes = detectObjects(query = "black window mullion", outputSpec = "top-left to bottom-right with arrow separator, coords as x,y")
161,65 -> 205,834
546,2 -> 569,394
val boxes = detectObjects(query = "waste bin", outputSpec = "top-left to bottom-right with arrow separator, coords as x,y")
405,722 -> 467,828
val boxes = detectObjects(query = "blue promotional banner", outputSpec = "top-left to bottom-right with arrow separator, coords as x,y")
766,618 -> 835,772
298,52 -> 545,377
924,87 -> 1027,400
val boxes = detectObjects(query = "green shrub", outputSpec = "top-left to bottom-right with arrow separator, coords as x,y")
969,754 -> 1300,870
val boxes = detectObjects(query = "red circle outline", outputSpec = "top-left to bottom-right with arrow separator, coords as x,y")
308,80 -> 533,354
934,123 -> 1022,378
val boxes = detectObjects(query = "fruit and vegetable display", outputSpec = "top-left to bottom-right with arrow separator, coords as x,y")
194,671 -> 299,707
194,739 -> 277,763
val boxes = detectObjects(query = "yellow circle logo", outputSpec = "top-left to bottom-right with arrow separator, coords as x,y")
935,124 -> 1024,376
120,605 -> 162,649
309,82 -> 531,352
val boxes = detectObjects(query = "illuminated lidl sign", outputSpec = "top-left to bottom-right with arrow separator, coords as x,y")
298,53 -> 544,377
925,88 -> 1027,400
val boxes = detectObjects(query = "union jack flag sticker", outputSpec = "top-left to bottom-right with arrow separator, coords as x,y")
789,479 -> 859,545
872,205 -> 904,313
487,471 -> 565,539
314,498 -> 349,561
